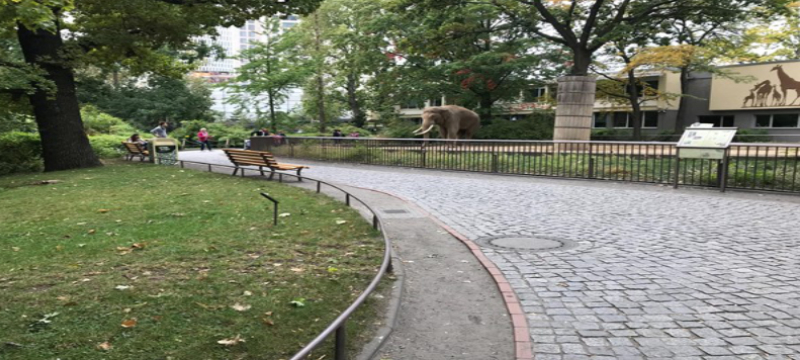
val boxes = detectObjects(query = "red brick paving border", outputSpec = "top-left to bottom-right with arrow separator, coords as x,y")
356,187 -> 534,360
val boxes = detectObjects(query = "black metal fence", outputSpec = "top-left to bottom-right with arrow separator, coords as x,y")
256,137 -> 800,194
178,160 -> 393,360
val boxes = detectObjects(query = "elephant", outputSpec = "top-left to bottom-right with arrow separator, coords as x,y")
412,105 -> 481,144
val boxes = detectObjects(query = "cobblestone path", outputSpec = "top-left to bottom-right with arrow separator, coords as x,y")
182,152 -> 800,359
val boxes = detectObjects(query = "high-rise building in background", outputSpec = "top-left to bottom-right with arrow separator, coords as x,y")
192,16 -> 301,121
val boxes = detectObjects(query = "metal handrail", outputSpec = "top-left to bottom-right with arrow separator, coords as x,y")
177,159 -> 393,360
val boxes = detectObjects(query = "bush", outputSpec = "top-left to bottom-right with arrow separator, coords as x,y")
89,134 -> 129,158
0,132 -> 43,175
379,119 -> 421,138
81,105 -> 137,136
474,112 -> 555,140
734,129 -> 770,143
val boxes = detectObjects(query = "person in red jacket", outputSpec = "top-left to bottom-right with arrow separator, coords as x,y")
198,128 -> 212,151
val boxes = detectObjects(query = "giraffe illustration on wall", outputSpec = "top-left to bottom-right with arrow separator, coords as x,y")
772,65 -> 800,106
755,80 -> 773,107
772,87 -> 783,106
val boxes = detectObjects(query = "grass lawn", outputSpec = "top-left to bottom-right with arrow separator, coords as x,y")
0,163 -> 384,360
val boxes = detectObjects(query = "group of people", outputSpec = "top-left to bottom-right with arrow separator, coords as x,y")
332,129 -> 360,138
127,121 -> 213,151
244,128 -> 287,150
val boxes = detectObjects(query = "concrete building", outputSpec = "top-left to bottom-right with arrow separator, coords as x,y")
191,16 -> 302,120
388,60 -> 800,141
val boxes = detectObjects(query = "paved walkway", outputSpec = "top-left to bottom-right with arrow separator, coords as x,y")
182,151 -> 800,359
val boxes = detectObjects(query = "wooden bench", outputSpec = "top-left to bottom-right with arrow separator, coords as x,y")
223,149 -> 309,181
122,142 -> 149,161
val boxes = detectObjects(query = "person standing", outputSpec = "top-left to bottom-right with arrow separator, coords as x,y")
198,128 -> 212,151
150,121 -> 169,138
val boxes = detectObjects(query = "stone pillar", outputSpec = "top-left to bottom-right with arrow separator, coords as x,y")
553,76 -> 596,141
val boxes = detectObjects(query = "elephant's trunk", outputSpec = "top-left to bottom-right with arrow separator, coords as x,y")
413,125 -> 435,136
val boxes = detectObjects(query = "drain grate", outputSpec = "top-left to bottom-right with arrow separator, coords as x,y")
382,209 -> 409,214
475,235 -> 578,253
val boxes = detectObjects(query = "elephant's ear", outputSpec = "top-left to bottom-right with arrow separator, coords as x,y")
439,108 -> 452,123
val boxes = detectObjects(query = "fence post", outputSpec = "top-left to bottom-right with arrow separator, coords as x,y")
673,148 -> 681,189
335,323 -> 347,360
208,164 -> 212,172
345,194 -> 350,207
491,154 -> 499,173
180,161 -> 184,169
225,139 -> 230,148
421,149 -> 427,168
720,149 -> 729,192
588,157 -> 595,178
290,143 -> 295,157
317,181 -> 321,193
373,215 -> 378,229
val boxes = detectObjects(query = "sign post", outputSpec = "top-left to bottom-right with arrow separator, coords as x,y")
675,127 -> 737,191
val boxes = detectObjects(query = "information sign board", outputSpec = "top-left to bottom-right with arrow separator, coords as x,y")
152,138 -> 179,165
677,127 -> 737,159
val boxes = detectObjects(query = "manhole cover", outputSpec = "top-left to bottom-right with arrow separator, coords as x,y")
382,209 -> 409,214
475,235 -> 579,252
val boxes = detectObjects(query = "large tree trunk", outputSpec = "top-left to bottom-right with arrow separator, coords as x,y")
313,13 -> 327,133
346,74 -> 365,128
553,76 -> 595,142
17,21 -> 102,172
674,66 -> 690,133
478,93 -> 493,125
626,70 -> 642,141
554,49 -> 595,142
268,91 -> 277,133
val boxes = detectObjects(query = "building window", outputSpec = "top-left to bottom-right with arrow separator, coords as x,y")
755,114 -> 799,128
593,112 -> 609,128
429,98 -> 443,107
698,115 -> 734,127
401,100 -> 423,109
613,112 -> 629,128
643,112 -> 658,128
523,87 -> 547,102
604,111 -> 659,128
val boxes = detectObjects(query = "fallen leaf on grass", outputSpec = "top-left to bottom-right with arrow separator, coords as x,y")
97,342 -> 112,351
121,318 -> 137,328
231,303 -> 251,312
335,220 -> 347,225
97,209 -> 110,213
290,298 -> 305,308
327,267 -> 339,273
262,318 -> 274,326
243,291 -> 252,296
12,247 -> 20,252
170,213 -> 185,217
279,213 -> 291,217
217,334 -> 245,346
290,267 -> 304,273
88,229 -> 96,235
115,285 -> 131,291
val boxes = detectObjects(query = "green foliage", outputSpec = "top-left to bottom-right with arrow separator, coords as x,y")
0,132 -> 43,175
80,105 -> 137,136
77,75 -> 215,130
474,112 -> 555,140
298,123 -> 373,137
169,120 -> 251,144
87,134 -> 129,158
226,17 -> 309,132
734,129 -> 771,143
378,119 -> 421,139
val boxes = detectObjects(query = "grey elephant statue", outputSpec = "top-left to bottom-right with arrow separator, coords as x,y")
412,105 -> 481,143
